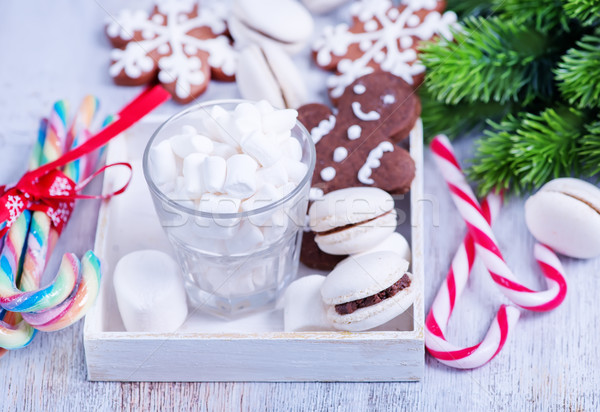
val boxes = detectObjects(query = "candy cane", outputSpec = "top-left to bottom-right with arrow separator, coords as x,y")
425,194 -> 520,369
430,135 -> 568,311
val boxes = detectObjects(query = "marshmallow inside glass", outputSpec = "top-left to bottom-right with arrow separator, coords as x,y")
143,100 -> 315,318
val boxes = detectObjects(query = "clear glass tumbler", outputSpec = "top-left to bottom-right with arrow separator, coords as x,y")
143,100 -> 315,318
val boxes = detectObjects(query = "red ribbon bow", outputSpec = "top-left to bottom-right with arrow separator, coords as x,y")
0,85 -> 171,237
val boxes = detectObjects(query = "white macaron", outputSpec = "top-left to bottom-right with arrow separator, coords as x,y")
525,178 -> 600,259
308,187 -> 398,255
353,232 -> 411,264
321,251 -> 416,331
236,44 -> 308,109
229,0 -> 314,55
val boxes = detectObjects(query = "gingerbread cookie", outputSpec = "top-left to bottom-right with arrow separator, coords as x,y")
313,0 -> 457,100
106,0 -> 237,103
298,72 -> 420,269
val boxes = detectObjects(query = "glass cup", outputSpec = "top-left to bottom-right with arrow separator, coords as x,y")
143,100 -> 315,318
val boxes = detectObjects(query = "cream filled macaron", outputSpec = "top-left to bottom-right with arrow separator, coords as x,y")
525,178 -> 600,259
308,187 -> 397,255
321,251 -> 416,331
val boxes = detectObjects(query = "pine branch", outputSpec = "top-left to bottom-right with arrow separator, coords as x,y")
555,35 -> 600,109
421,17 -> 557,106
418,85 -> 509,141
445,0 -> 491,18
496,0 -> 569,31
563,0 -> 600,27
469,107 -> 586,195
580,113 -> 600,175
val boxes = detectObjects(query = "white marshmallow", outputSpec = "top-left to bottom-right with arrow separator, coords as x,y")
279,137 -> 302,162
256,161 -> 289,187
113,250 -> 188,333
182,153 -> 207,199
195,193 -> 241,239
262,109 -> 298,135
170,134 -> 214,158
284,275 -> 332,332
203,106 -> 241,147
233,102 -> 262,136
212,142 -> 239,159
241,131 -> 282,168
223,154 -> 259,198
283,160 -> 308,184
202,156 -> 227,193
256,100 -> 275,115
301,0 -> 349,14
181,124 -> 197,135
242,183 -> 283,226
149,140 -> 177,186
226,221 -> 265,254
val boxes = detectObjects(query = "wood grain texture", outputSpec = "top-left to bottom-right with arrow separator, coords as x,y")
1,1 -> 600,411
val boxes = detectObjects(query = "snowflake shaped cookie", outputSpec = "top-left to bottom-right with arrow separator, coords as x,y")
313,0 -> 457,100
106,0 -> 237,103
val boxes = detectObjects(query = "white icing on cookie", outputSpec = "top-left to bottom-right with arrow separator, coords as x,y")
357,141 -> 394,184
313,0 -> 458,98
353,84 -> 366,94
107,2 -> 237,100
382,94 -> 395,104
333,147 -> 348,162
347,125 -> 362,140
352,102 -> 381,121
320,167 -> 336,182
310,115 -> 336,144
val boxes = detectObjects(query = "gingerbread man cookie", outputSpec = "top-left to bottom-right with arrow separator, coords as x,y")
298,72 -> 420,269
106,0 -> 237,103
313,0 -> 457,100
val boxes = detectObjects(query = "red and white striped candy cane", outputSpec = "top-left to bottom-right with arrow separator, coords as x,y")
425,193 -> 520,368
430,135 -> 568,311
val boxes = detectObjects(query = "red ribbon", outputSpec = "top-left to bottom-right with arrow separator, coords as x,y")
0,85 -> 171,237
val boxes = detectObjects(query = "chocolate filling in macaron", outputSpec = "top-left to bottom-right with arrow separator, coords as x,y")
316,210 -> 393,236
335,274 -> 411,315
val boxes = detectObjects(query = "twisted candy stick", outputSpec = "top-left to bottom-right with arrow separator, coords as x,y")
23,251 -> 101,332
430,135 -> 568,311
425,194 -> 521,369
63,95 -> 100,183
0,212 -> 35,349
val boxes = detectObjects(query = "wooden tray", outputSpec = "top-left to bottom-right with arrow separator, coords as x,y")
83,116 -> 425,382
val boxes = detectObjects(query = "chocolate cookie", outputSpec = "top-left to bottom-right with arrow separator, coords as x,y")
313,0 -> 457,101
106,1 -> 237,103
298,72 -> 420,270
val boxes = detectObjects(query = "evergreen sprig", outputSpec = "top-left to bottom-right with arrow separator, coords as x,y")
418,86 -> 509,140
445,0 -> 491,18
469,107 -> 586,195
496,0 -> 569,31
563,0 -> 600,27
555,35 -> 600,109
421,17 -> 555,106
580,115 -> 600,175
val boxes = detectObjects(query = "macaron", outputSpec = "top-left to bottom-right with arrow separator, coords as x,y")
236,44 -> 308,109
321,251 -> 416,331
308,187 -> 397,255
229,0 -> 314,55
353,232 -> 411,264
525,178 -> 600,259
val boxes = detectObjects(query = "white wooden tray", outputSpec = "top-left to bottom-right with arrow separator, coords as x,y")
83,115 -> 425,382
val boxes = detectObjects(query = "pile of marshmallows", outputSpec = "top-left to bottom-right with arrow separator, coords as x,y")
284,187 -> 419,332
149,101 -> 308,252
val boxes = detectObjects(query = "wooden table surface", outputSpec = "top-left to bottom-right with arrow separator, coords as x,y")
1,1 -> 599,411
